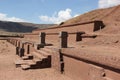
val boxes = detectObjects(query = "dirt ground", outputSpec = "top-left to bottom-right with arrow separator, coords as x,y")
0,40 -> 72,80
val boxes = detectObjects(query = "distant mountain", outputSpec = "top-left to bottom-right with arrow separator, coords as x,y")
0,21 -> 55,33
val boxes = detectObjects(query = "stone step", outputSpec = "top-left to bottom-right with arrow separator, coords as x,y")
25,60 -> 36,65
26,54 -> 33,59
33,58 -> 42,62
40,48 -> 52,53
22,56 -> 29,60
104,77 -> 113,80
32,52 -> 47,59
22,54 -> 33,60
26,54 -> 33,57
15,59 -> 26,67
44,46 -> 54,49
38,50 -> 51,57
44,46 -> 59,52
21,64 -> 30,70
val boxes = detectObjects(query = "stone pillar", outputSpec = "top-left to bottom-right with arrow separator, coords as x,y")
9,39 -> 11,43
16,41 -> 18,55
18,41 -> 20,47
16,47 -> 19,55
13,39 -> 15,45
94,21 -> 104,31
11,39 -> 13,44
22,42 -> 24,48
7,39 -> 9,42
59,31 -> 68,48
27,44 -> 30,54
39,32 -> 46,44
15,40 -> 17,46
16,41 -> 20,55
76,32 -> 85,41
13,40 -> 15,45
19,42 -> 24,57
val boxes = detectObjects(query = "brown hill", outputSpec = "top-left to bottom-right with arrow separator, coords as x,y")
30,5 -> 120,49
63,5 -> 120,34
0,21 -> 55,33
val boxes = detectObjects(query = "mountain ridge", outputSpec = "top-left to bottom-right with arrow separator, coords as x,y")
0,21 -> 55,33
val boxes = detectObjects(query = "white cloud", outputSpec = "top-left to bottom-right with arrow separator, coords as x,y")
0,13 -> 26,22
74,14 -> 79,17
39,8 -> 77,24
99,0 -> 120,8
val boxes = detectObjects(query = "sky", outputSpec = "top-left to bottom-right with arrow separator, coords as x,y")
0,0 -> 120,24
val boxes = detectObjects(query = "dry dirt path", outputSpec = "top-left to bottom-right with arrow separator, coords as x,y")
0,40 -> 72,80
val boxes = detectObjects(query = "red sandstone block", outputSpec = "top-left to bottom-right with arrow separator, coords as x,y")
32,52 -> 47,59
38,50 -> 51,57
21,64 -> 30,70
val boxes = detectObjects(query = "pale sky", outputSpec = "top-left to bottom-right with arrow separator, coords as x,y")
0,0 -> 120,24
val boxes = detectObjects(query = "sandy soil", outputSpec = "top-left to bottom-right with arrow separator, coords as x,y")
0,40 -> 72,80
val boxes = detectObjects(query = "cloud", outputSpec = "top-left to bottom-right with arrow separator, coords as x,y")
0,13 -> 26,22
99,0 -> 120,8
74,14 -> 79,17
39,8 -> 77,24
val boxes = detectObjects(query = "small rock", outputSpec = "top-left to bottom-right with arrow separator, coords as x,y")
114,40 -> 119,43
81,46 -> 85,48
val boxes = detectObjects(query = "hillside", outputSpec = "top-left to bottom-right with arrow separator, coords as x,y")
63,5 -> 120,34
30,5 -> 120,49
0,21 -> 55,33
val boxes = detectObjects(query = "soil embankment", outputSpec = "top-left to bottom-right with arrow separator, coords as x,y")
0,40 -> 72,80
